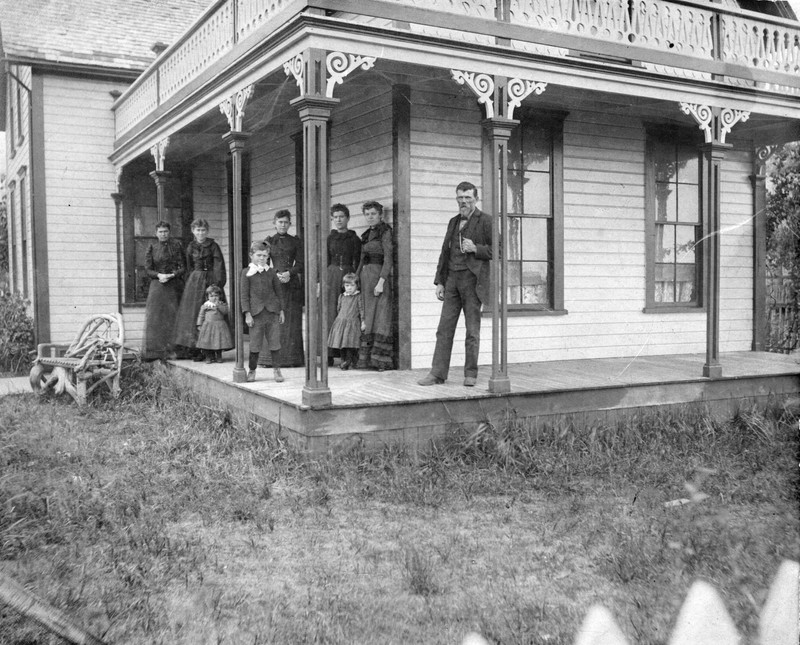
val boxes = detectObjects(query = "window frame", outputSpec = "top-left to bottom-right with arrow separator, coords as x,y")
493,108 -> 566,316
8,181 -> 17,291
643,125 -> 705,313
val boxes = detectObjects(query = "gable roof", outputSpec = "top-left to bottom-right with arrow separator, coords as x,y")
0,0 -> 211,72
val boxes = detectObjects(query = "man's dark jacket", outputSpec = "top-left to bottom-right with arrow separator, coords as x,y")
433,207 -> 493,305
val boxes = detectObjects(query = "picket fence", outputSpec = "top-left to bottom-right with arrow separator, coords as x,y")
766,276 -> 798,354
463,560 -> 799,645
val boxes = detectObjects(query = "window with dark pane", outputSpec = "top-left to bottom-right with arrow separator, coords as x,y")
652,135 -> 700,305
506,118 -> 553,309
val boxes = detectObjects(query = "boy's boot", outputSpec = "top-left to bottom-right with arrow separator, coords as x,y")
247,352 -> 259,382
271,350 -> 284,382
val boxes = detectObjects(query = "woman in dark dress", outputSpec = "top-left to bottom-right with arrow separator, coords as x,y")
357,200 -> 394,371
141,221 -> 185,360
326,204 -> 361,364
174,218 -> 227,360
260,209 -> 304,367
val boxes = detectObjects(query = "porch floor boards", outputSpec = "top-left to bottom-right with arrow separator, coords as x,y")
169,350 -> 799,409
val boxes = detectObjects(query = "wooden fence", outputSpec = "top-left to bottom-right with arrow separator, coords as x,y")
463,559 -> 799,645
766,276 -> 798,354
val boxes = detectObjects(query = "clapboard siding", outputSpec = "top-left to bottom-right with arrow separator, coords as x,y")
407,102 -> 755,368
193,158 -> 230,292
250,125 -> 298,241
42,74 -> 130,344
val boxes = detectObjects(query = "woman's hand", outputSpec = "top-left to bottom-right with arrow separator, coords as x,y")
374,278 -> 384,297
279,311 -> 285,325
157,273 -> 171,283
361,321 -> 366,332
245,313 -> 254,327
278,271 -> 290,284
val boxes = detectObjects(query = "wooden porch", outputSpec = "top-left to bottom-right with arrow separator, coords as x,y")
166,351 -> 800,454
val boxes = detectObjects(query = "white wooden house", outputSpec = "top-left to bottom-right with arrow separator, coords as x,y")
3,0 -> 800,442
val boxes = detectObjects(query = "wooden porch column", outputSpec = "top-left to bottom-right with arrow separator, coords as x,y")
700,140 -> 730,378
219,86 -> 254,383
223,131 -> 251,383
291,92 -> 339,408
751,144 -> 778,352
482,116 -> 517,394
680,103 -> 749,378
111,187 -> 125,313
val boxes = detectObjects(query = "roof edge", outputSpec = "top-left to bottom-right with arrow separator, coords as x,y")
3,55 -> 143,83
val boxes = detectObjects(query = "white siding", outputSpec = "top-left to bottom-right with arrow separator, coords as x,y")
407,103 -> 756,369
193,158 -> 230,294
42,74 -> 129,343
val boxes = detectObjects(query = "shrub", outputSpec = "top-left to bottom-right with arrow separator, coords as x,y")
0,290 -> 35,374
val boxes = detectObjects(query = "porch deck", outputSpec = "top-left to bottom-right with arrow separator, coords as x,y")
167,351 -> 800,454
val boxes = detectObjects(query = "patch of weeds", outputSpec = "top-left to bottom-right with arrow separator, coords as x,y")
401,545 -> 441,597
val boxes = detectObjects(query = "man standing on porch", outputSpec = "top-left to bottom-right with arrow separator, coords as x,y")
418,181 -> 492,387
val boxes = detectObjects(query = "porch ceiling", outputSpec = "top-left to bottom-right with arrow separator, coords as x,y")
111,14 -> 800,167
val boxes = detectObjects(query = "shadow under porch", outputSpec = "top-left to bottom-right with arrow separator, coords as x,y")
164,350 -> 800,455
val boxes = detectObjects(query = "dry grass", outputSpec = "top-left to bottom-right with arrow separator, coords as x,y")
1,363 -> 798,644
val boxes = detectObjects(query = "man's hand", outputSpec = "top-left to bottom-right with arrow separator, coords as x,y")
435,284 -> 445,301
461,238 -> 477,253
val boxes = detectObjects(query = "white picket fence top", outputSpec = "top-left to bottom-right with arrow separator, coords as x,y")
463,560 -> 799,645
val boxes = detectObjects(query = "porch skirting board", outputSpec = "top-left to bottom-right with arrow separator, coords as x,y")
164,352 -> 799,456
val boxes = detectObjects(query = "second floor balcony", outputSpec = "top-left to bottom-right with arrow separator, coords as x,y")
113,0 -> 800,141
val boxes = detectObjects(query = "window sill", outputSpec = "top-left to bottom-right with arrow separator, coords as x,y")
122,302 -> 147,309
483,308 -> 568,317
642,305 -> 705,314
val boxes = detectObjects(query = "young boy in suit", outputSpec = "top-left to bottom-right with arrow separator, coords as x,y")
241,241 -> 286,382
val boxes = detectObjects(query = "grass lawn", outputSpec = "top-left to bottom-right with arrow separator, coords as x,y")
1,363 -> 798,644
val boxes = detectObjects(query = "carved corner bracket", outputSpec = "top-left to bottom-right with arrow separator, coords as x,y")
325,52 -> 376,98
219,85 -> 254,131
679,103 -> 751,144
755,144 -> 780,176
506,78 -> 547,119
283,54 -> 305,96
451,70 -> 495,119
150,136 -> 170,172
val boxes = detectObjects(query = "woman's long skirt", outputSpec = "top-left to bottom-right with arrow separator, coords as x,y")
174,271 -> 226,349
358,264 -> 394,370
141,279 -> 183,360
259,281 -> 304,367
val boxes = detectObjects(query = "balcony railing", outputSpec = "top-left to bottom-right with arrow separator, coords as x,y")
113,0 -> 800,140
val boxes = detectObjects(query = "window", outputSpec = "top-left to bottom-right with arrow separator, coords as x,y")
8,182 -> 17,291
504,110 -> 565,313
19,174 -> 28,298
121,162 -> 192,304
645,128 -> 702,310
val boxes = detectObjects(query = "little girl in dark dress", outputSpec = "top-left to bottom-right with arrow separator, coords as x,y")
195,285 -> 233,363
327,273 -> 365,370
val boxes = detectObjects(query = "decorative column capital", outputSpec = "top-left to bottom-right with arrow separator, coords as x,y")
150,137 -> 170,172
679,103 -> 750,144
149,169 -> 172,183
219,85 -> 254,131
506,78 -> 547,119
481,116 -> 519,139
754,144 -> 780,176
451,70 -> 495,118
290,95 -> 340,121
326,52 -> 376,98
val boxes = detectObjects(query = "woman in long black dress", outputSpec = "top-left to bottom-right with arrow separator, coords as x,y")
260,209 -> 304,367
357,200 -> 394,371
141,221 -> 185,360
326,204 -> 361,364
174,218 -> 227,360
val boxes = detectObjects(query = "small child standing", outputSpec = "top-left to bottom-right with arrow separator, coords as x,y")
195,285 -> 233,363
327,273 -> 365,370
241,241 -> 286,382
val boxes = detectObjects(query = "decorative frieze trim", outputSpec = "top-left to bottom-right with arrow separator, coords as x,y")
506,78 -> 547,119
150,137 -> 170,172
219,85 -> 254,131
679,103 -> 750,144
325,52 -> 376,98
451,70 -> 495,119
283,54 -> 305,96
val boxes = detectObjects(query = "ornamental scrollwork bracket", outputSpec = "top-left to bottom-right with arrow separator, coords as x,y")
754,144 -> 780,176
150,137 -> 170,172
506,78 -> 547,120
326,52 -> 377,98
679,103 -> 750,144
451,70 -> 495,119
283,54 -> 305,96
219,85 -> 254,131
